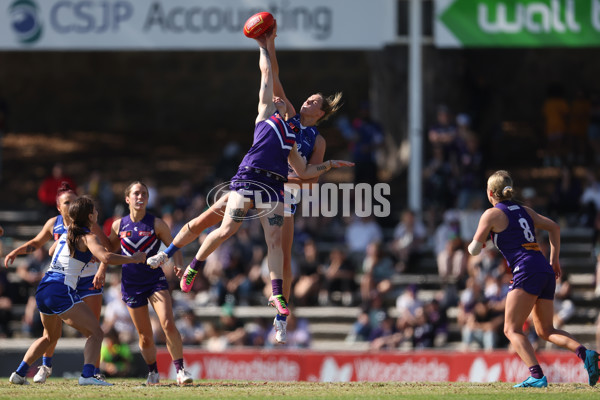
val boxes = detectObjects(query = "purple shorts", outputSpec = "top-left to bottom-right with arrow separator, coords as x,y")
510,271 -> 556,300
230,170 -> 285,205
121,278 -> 169,309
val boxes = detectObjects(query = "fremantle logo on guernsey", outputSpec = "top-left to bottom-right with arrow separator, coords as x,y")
206,180 -> 391,220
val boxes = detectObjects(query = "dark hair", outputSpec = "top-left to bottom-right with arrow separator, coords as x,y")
124,181 -> 148,197
67,196 -> 94,255
56,181 -> 75,206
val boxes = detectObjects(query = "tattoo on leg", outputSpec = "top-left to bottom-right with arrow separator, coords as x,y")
229,208 -> 246,223
268,214 -> 284,227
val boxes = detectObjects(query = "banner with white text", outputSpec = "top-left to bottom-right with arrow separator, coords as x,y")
0,0 -> 397,50
435,0 -> 600,47
157,350 -> 589,383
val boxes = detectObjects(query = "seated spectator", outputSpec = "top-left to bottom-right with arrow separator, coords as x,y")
461,296 -> 503,351
553,274 -> 575,330
293,239 -> 323,306
100,327 -> 133,378
548,166 -> 583,226
319,247 -> 357,307
37,163 -> 77,216
345,215 -> 383,264
437,231 -> 467,283
395,284 -> 423,333
175,309 -> 205,346
391,210 -> 426,273
218,304 -> 247,347
346,308 -> 372,343
369,312 -> 402,350
359,241 -> 395,306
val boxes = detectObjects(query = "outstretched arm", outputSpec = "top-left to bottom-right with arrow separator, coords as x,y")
268,22 -> 296,118
288,143 -> 354,179
255,30 -> 277,124
85,233 -> 146,266
4,217 -> 54,267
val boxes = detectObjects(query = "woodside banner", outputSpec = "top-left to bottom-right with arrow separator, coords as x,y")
0,0 -> 397,50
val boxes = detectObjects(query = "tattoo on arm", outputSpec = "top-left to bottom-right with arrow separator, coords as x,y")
25,245 -> 37,254
229,208 -> 246,223
268,214 -> 284,227
316,164 -> 327,172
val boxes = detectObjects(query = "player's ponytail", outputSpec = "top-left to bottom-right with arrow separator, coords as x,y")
67,196 -> 95,255
317,92 -> 343,124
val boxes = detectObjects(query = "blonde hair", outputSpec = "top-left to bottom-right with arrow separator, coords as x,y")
487,170 -> 514,201
316,92 -> 343,124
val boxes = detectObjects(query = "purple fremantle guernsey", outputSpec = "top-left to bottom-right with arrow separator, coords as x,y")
238,112 -> 296,178
119,214 -> 164,290
492,201 -> 554,276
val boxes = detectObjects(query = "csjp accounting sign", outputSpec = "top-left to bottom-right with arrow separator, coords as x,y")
0,0 -> 396,50
435,0 -> 600,47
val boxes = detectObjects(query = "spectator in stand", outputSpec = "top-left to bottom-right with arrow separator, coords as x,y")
436,224 -> 467,283
81,170 -> 114,221
395,284 -> 423,335
318,246 -> 357,307
359,241 -> 395,306
455,125 -> 485,209
346,308 -> 372,343
292,239 -> 322,306
552,273 -> 575,334
581,168 -> 600,228
548,166 -> 583,227
100,327 -> 132,378
345,215 -> 383,265
37,164 -> 77,216
203,235 -> 252,306
428,104 -> 458,162
175,309 -> 205,346
542,83 -> 569,167
218,304 -> 247,348
588,93 -> 600,165
568,89 -> 591,164
461,296 -> 503,351
423,145 -> 457,210
337,101 -> 384,186
391,210 -> 426,273
369,311 -> 402,350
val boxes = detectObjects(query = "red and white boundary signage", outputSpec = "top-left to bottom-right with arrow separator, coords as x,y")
157,350 -> 588,383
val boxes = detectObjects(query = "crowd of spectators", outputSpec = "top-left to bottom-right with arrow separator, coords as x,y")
1,97 -> 600,356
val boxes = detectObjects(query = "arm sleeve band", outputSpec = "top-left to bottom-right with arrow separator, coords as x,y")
468,240 -> 483,256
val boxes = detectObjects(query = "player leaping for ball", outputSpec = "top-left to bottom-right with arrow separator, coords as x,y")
148,23 -> 352,321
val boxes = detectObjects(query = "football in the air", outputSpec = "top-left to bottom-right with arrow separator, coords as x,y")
243,12 -> 274,39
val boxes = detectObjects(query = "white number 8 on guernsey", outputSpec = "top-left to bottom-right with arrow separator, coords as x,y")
518,218 -> 535,242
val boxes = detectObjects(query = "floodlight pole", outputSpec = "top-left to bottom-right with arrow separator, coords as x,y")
408,0 -> 423,215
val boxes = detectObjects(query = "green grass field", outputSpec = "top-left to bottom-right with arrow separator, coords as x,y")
0,380 -> 599,399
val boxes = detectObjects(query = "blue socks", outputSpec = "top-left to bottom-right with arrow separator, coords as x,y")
42,356 -> 52,368
276,314 -> 287,321
16,361 -> 30,377
164,243 -> 180,258
82,363 -> 95,378
94,367 -> 100,375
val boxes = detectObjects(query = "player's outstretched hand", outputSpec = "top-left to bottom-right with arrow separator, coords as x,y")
330,160 -> 355,168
